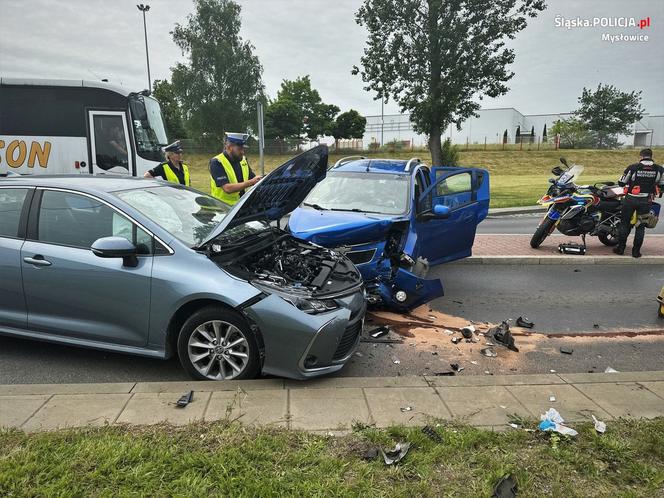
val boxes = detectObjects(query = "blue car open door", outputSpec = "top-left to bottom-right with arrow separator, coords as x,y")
414,167 -> 490,265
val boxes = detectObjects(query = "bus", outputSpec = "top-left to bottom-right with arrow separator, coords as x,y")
0,78 -> 169,177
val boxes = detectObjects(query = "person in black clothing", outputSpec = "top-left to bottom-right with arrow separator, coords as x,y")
144,141 -> 191,186
614,148 -> 664,258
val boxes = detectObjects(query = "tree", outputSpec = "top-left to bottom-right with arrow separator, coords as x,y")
330,109 -> 367,149
264,98 -> 303,140
550,118 -> 592,149
542,123 -> 547,142
152,79 -> 187,139
515,126 -> 521,143
170,0 -> 264,143
576,84 -> 644,148
353,0 -> 545,165
503,129 -> 508,144
275,76 -> 339,140
440,138 -> 459,166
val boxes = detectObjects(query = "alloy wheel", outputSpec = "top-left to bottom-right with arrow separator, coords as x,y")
187,320 -> 250,380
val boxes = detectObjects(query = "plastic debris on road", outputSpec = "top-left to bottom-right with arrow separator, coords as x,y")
450,363 -> 464,372
400,406 -> 413,412
592,415 -> 607,434
175,391 -> 193,408
516,316 -> 534,328
539,408 -> 578,436
461,325 -> 476,338
605,367 -> 619,373
381,442 -> 411,465
492,474 -> 518,498
488,321 -> 519,352
481,347 -> 498,357
549,395 -> 556,402
560,346 -> 574,355
392,357 -> 401,365
368,325 -> 389,338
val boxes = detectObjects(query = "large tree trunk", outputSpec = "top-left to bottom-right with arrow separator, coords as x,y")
429,125 -> 443,166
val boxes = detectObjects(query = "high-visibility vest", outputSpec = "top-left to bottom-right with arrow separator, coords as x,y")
209,153 -> 249,205
162,162 -> 190,186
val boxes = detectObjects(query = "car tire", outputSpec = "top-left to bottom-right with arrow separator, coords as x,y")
530,217 -> 555,248
177,306 -> 260,381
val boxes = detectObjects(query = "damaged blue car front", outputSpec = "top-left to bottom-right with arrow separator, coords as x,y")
288,157 -> 490,310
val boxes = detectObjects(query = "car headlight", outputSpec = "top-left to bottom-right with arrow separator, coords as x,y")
251,281 -> 340,314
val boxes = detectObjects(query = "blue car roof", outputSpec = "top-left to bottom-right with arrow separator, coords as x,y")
333,159 -> 416,175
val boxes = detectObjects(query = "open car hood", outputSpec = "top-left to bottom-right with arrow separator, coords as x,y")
199,145 -> 328,247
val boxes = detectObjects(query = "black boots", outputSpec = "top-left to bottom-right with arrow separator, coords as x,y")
613,245 -> 625,255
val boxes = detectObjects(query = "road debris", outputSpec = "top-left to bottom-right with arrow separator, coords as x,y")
400,406 -> 413,412
451,337 -> 462,344
433,371 -> 456,376
392,357 -> 401,365
604,367 -> 619,373
450,363 -> 464,372
549,395 -> 556,402
550,369 -> 557,373
481,347 -> 498,357
381,442 -> 411,465
489,321 -> 519,352
539,408 -> 578,436
516,316 -> 534,329
461,325 -> 476,338
362,448 -> 379,460
492,474 -> 518,498
592,415 -> 607,434
443,329 -> 455,335
368,326 -> 390,338
470,360 -> 478,365
175,391 -> 193,408
360,337 -> 403,344
421,425 -> 443,443
560,346 -> 574,355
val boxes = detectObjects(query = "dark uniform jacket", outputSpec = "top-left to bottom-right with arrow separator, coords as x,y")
619,159 -> 664,198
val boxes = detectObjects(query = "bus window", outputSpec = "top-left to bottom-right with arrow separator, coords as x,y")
93,115 -> 129,171
130,95 -> 168,162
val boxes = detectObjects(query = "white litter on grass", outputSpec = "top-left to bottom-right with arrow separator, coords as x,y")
400,406 -> 413,412
549,396 -> 556,402
539,408 -> 578,436
592,415 -> 607,434
392,357 -> 401,364
605,367 -> 619,373
550,369 -> 557,373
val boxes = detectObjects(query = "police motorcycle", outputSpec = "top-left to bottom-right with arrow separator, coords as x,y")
530,158 -> 624,249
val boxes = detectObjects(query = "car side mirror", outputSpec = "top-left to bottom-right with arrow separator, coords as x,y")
433,204 -> 451,219
91,236 -> 139,267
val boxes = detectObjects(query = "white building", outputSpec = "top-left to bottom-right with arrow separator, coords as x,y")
362,108 -> 663,148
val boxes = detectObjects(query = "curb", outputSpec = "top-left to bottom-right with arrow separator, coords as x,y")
453,255 -> 664,265
488,205 -> 545,217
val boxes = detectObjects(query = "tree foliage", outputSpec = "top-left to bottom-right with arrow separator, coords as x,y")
550,118 -> 592,149
264,98 -> 303,140
576,84 -> 644,148
330,110 -> 367,147
274,76 -> 339,140
152,79 -> 187,139
353,0 -> 545,165
170,0 -> 264,143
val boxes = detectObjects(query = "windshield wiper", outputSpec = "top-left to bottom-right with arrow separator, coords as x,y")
330,208 -> 384,214
303,202 -> 329,211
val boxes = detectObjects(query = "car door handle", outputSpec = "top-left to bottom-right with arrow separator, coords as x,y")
23,255 -> 52,267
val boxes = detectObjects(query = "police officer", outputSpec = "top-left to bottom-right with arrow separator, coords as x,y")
209,132 -> 262,205
144,140 -> 191,186
614,148 -> 664,258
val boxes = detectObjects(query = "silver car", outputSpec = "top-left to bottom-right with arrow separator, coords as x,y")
0,145 -> 366,380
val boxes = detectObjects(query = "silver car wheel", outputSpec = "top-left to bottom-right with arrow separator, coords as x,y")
187,320 -> 250,380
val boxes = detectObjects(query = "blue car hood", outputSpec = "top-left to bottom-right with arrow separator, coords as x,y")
289,208 -> 405,246
200,145 -> 328,246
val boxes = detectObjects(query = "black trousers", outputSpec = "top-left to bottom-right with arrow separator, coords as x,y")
618,195 -> 651,252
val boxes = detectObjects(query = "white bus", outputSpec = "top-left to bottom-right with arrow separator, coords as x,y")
0,78 -> 169,177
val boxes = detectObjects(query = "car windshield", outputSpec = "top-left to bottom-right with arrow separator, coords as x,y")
115,186 -> 230,246
303,172 -> 409,215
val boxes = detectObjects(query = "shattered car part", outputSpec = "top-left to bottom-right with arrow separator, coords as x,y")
362,448 -> 379,460
381,442 -> 411,465
461,326 -> 475,338
400,406 -> 413,412
176,391 -> 193,408
368,326 -> 390,338
492,475 -> 518,498
481,347 -> 498,357
592,415 -> 607,434
560,346 -> 574,355
450,363 -> 464,372
488,321 -> 519,352
515,316 -> 534,328
433,371 -> 456,376
421,426 -> 443,443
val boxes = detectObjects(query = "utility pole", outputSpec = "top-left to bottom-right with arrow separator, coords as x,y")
137,4 -> 151,91
257,101 -> 265,175
380,99 -> 384,146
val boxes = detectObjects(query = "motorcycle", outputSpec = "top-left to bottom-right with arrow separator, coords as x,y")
530,158 -> 624,249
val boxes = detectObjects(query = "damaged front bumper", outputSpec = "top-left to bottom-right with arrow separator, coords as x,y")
343,240 -> 444,311
242,289 -> 366,379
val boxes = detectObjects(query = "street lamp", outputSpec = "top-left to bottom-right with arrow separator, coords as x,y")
136,4 -> 151,92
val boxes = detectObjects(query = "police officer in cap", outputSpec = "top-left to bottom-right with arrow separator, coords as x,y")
614,148 -> 664,258
209,132 -> 262,205
144,140 -> 191,186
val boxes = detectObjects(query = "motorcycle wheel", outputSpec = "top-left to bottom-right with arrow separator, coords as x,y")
530,217 -> 556,248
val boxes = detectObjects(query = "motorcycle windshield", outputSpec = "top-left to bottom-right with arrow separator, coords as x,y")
557,165 -> 584,186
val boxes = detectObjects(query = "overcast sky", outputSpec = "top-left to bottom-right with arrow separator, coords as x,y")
1,0 -> 662,117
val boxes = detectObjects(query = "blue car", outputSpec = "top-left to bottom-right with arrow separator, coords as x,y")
288,157 -> 490,310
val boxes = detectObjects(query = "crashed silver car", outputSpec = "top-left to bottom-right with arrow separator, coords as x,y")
0,145 -> 365,380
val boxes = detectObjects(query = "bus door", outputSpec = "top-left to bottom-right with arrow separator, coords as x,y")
87,110 -> 133,176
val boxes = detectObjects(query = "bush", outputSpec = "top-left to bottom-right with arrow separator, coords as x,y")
440,138 -> 459,166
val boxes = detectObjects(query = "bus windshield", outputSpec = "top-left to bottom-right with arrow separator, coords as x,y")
129,95 -> 169,162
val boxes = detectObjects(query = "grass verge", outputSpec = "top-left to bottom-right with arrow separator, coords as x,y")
1,419 -> 663,496
182,149 -> 657,208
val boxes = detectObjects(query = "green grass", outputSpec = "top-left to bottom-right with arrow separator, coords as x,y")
184,148 -> 658,208
1,419 -> 663,496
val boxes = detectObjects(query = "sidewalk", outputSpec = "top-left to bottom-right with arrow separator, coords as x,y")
467,234 -> 664,264
2,372 -> 663,433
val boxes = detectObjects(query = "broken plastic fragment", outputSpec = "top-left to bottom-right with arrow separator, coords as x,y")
549,395 -> 556,402
516,316 -> 534,328
381,442 -> 411,465
400,406 -> 413,412
421,425 -> 444,443
451,337 -> 461,344
461,325 -> 476,338
369,326 -> 390,339
604,367 -> 619,373
481,347 -> 497,358
443,329 -> 455,335
488,321 -> 519,352
362,448 -> 379,460
592,415 -> 607,434
450,363 -> 463,372
433,371 -> 455,376
392,357 -> 401,365
539,408 -> 578,436
492,474 -> 518,498
176,390 -> 193,408
560,347 -> 574,355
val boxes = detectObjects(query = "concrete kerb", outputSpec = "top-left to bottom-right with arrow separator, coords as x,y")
452,255 -> 664,265
488,205 -> 546,217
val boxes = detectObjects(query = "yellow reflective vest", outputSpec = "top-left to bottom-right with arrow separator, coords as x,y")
209,152 -> 250,205
162,162 -> 190,186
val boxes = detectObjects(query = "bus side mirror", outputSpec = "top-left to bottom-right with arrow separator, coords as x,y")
129,98 -> 148,121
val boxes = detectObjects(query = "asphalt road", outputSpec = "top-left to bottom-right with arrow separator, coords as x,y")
479,212 -> 664,235
1,263 -> 662,384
